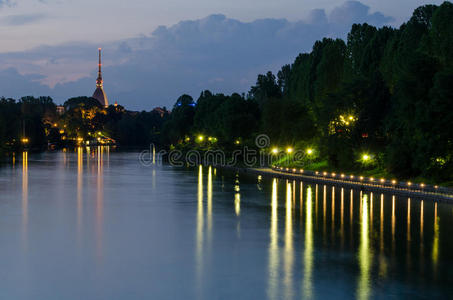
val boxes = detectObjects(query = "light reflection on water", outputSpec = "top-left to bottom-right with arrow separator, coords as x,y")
1,152 -> 452,299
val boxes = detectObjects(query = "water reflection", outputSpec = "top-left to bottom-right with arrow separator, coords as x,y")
303,186 -> 314,299
284,181 -> 294,299
268,179 -> 279,300
96,147 -> 104,259
77,147 -> 83,236
407,198 -> 411,242
2,156 -> 453,299
207,166 -> 213,247
22,151 -> 28,247
357,194 -> 371,300
196,165 -> 204,290
235,174 -> 241,216
432,202 -> 439,272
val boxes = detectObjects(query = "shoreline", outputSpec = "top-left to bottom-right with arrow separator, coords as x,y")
219,165 -> 453,204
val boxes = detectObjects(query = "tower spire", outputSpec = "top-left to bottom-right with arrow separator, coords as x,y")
96,48 -> 103,87
92,47 -> 109,107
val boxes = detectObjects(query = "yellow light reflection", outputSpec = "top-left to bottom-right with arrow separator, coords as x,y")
268,179 -> 279,300
350,190 -> 354,226
323,185 -> 327,243
380,195 -> 384,251
77,147 -> 83,235
370,193 -> 373,235
432,202 -> 439,270
235,192 -> 241,216
341,188 -> 344,247
22,151 -> 28,247
196,165 -> 204,293
207,166 -> 213,245
420,200 -> 424,241
392,196 -> 396,253
303,186 -> 314,299
357,194 -> 372,300
300,182 -> 304,217
378,194 -> 387,279
315,184 -> 318,226
331,187 -> 335,242
284,181 -> 294,299
407,198 -> 411,242
96,146 -> 104,259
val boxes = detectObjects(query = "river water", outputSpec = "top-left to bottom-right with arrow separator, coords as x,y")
0,149 -> 452,299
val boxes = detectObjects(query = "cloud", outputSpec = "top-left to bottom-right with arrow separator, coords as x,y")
0,13 -> 48,26
0,1 -> 394,110
329,1 -> 394,27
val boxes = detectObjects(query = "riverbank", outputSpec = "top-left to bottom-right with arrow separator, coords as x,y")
219,165 -> 453,204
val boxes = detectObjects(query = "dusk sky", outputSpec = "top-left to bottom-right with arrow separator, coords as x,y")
0,0 -> 445,109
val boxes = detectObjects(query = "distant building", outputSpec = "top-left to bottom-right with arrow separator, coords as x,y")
56,105 -> 65,115
92,48 -> 109,107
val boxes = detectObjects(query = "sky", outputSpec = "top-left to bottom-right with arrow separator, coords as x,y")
0,0 -> 445,109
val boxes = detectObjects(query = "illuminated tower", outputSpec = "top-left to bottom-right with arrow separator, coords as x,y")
92,48 -> 109,107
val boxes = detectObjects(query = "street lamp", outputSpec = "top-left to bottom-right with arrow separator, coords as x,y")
286,147 -> 293,154
271,148 -> 279,154
306,148 -> 313,155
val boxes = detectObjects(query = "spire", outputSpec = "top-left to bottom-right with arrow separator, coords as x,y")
93,47 -> 109,107
96,48 -> 103,87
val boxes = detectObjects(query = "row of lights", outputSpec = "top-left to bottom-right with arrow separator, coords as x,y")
271,147 -> 314,155
273,166 -> 437,190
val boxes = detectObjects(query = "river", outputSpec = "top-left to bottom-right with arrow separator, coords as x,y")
0,148 -> 451,299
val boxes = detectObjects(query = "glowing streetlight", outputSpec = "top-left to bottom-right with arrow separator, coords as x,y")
21,138 -> 29,144
306,148 -> 313,155
271,148 -> 279,154
197,135 -> 204,142
286,147 -> 293,154
362,154 -> 370,161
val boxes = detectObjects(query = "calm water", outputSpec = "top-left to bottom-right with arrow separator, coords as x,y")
0,149 -> 452,299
